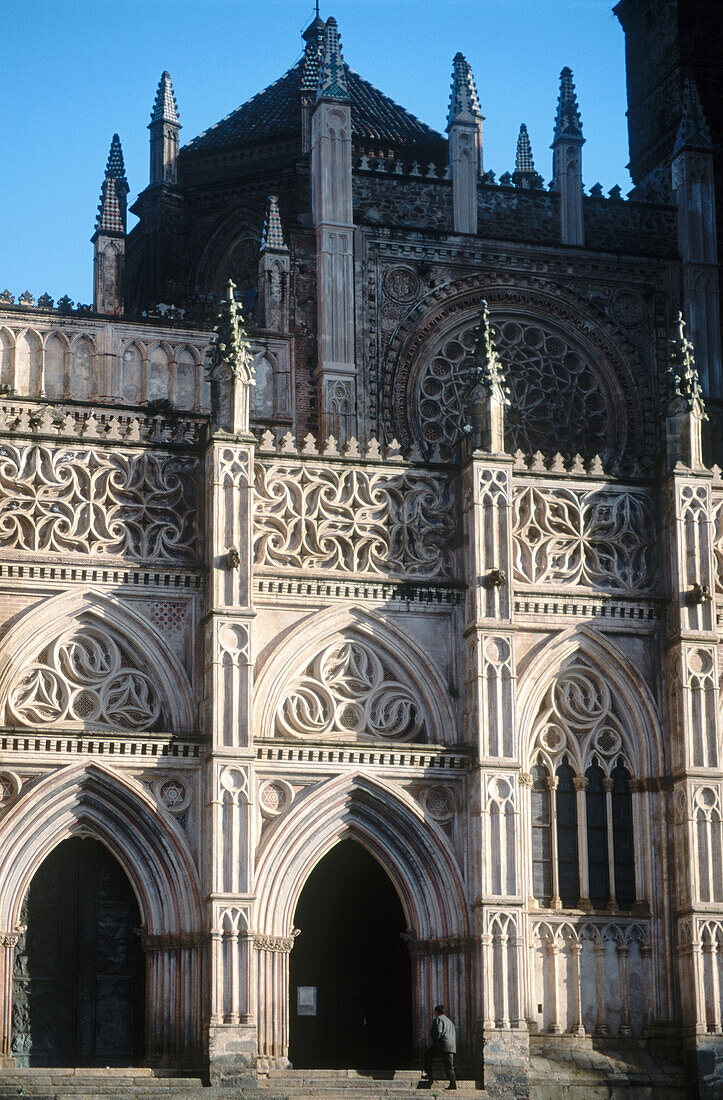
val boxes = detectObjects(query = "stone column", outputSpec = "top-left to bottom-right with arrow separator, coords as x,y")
0,931 -> 19,1066
461,340 -> 528,1092
311,18 -> 356,443
663,332 -> 723,1094
204,293 -> 258,1084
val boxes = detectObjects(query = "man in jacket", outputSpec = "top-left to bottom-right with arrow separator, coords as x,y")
422,1004 -> 457,1089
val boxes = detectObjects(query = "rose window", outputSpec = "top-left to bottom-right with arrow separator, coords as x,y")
416,318 -> 611,461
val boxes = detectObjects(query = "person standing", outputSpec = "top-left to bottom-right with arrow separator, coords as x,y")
422,1004 -> 457,1090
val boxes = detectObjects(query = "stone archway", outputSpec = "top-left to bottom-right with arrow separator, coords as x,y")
0,762 -> 204,1067
254,771 -> 471,1069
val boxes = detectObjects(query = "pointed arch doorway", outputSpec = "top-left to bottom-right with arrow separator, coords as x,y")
11,837 -> 144,1067
289,840 -> 413,1069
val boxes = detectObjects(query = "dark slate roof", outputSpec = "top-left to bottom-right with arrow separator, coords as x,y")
182,59 -> 446,156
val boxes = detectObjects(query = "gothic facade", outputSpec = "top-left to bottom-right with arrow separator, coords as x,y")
0,2 -> 722,1097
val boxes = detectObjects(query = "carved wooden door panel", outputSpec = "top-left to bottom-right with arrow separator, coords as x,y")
12,837 -> 143,1066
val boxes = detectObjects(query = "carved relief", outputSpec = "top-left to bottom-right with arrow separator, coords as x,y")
512,484 -> 656,591
6,624 -> 165,731
0,442 -> 197,561
254,461 -> 456,580
153,776 -> 191,814
275,638 -> 424,742
259,779 -> 294,818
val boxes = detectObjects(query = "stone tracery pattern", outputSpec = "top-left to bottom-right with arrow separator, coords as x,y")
253,460 -> 455,580
6,624 -> 165,731
531,659 -> 630,774
416,318 -> 611,461
512,484 -> 656,591
275,639 -> 424,742
0,442 -> 197,561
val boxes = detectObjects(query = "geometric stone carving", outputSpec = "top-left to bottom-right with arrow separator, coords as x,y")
254,460 -> 456,580
5,623 -> 165,731
512,485 -> 656,592
259,779 -> 294,818
153,776 -> 191,813
275,638 -> 424,742
0,442 -> 197,561
416,317 -> 612,461
422,784 -> 456,822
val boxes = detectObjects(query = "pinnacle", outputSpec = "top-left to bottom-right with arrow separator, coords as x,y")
105,134 -> 127,183
317,17 -> 349,100
447,52 -> 483,126
515,123 -> 535,173
674,76 -> 712,153
301,14 -> 327,95
96,134 -> 128,234
553,66 -> 584,144
260,194 -> 287,251
150,70 -> 180,126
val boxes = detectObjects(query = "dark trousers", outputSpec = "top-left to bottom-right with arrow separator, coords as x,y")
424,1045 -> 456,1085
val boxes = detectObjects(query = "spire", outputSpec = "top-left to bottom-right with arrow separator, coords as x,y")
150,71 -> 180,126
207,280 -> 256,436
447,53 -> 483,124
260,195 -> 286,251
674,76 -> 712,154
512,123 -> 542,188
95,134 -> 129,233
301,14 -> 326,93
668,311 -> 706,415
316,17 -> 349,100
552,67 -> 584,144
469,301 -> 509,402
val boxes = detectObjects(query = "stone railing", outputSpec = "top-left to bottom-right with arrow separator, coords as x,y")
253,432 -> 457,582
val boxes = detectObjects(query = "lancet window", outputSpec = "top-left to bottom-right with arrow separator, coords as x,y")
528,661 -> 637,912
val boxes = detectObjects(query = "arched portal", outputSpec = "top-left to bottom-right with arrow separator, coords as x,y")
11,837 -> 144,1067
289,839 -> 413,1070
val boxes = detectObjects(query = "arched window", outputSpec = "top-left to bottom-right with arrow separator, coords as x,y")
612,760 -> 635,908
531,763 -> 552,907
586,758 -> 609,909
556,759 -> 578,908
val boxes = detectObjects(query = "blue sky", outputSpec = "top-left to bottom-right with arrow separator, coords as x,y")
0,0 -> 630,304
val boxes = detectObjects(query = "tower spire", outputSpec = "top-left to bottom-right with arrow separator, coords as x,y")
149,71 -> 181,185
674,76 -> 713,154
92,134 -> 128,315
553,66 -> 584,143
551,67 -> 585,246
512,123 -> 541,188
447,52 -> 483,125
316,17 -> 348,100
446,53 -> 484,233
95,134 -> 128,234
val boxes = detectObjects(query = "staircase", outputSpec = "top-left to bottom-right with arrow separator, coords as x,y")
0,1055 -> 694,1099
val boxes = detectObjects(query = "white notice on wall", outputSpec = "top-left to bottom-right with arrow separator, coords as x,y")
297,986 -> 317,1016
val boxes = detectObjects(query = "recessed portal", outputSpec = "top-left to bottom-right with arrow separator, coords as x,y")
289,839 -> 413,1069
11,837 -> 144,1067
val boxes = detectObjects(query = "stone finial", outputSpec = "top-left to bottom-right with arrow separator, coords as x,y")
512,123 -> 543,188
317,17 -> 348,100
674,76 -> 712,154
552,67 -> 584,145
207,280 -> 255,436
447,53 -> 483,124
95,134 -> 129,233
668,311 -> 706,416
150,71 -> 180,126
260,195 -> 287,252
462,300 -> 510,455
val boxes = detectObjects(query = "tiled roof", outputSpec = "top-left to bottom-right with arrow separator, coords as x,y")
183,60 -> 446,156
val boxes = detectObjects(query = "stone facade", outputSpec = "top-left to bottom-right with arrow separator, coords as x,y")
0,8 -> 722,1099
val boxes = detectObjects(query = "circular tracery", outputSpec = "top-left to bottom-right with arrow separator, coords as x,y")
416,316 -> 612,461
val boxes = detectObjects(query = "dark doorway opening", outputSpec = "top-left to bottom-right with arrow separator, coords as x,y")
12,836 -> 144,1067
289,839 -> 413,1070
